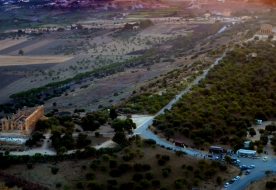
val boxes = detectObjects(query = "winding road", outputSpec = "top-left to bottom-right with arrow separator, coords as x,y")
133,52 -> 275,190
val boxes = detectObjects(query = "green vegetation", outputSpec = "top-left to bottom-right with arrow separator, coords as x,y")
152,40 -> 276,150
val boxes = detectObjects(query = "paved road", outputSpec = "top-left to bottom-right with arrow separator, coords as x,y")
225,156 -> 276,190
134,53 -> 225,155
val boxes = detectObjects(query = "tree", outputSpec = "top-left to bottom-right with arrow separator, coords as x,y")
257,147 -> 263,155
112,131 -> 128,145
109,108 -> 118,120
216,176 -> 222,185
224,155 -> 232,164
175,150 -> 184,157
266,181 -> 276,189
19,49 -> 24,55
249,128 -> 256,137
57,146 -> 67,155
265,170 -> 272,176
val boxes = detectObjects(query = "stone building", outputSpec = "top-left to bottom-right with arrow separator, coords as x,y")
259,24 -> 273,35
0,105 -> 44,136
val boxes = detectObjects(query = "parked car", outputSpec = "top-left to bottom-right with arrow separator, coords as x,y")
245,170 -> 250,175
234,176 -> 240,181
263,157 -> 268,162
239,165 -> 247,170
224,182 -> 229,188
247,165 -> 255,169
232,159 -> 241,164
229,179 -> 235,184
264,150 -> 268,155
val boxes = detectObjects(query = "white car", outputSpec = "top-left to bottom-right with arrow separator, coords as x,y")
247,165 -> 255,169
224,182 -> 229,188
234,176 -> 240,181
263,157 -> 268,162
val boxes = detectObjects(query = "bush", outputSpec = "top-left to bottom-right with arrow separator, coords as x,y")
122,154 -> 133,161
76,182 -> 83,189
145,171 -> 154,180
107,179 -> 117,186
139,179 -> 150,188
87,181 -> 104,190
161,155 -> 170,161
133,163 -> 142,172
27,162 -> 33,169
102,154 -> 110,162
219,164 -> 227,171
142,164 -> 151,171
158,159 -> 166,166
119,163 -> 132,173
265,181 -> 276,189
109,169 -> 122,177
85,172 -> 96,180
109,160 -> 118,168
186,165 -> 193,171
100,166 -> 108,172
56,182 -> 62,188
132,172 -> 143,181
152,179 -> 160,187
51,167 -> 59,174
143,139 -> 156,145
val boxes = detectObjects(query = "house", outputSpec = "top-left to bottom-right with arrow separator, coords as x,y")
204,13 -> 211,18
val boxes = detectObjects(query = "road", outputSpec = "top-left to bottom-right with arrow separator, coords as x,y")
134,53 -> 225,153
133,51 -> 276,190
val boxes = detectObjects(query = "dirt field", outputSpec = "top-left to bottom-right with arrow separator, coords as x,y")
244,174 -> 276,190
0,37 -> 28,51
3,145 -> 239,190
0,55 -> 72,66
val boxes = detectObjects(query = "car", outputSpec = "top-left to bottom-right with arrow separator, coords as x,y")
232,159 -> 241,164
245,170 -> 250,175
264,150 -> 268,155
234,176 -> 240,181
224,182 -> 229,188
247,165 -> 255,169
239,165 -> 247,170
229,179 -> 235,184
263,157 -> 268,162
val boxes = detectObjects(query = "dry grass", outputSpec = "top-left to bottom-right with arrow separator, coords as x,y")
3,144 -> 239,190
244,174 -> 276,190
0,55 -> 72,66
8,39 -> 55,56
0,38 -> 28,51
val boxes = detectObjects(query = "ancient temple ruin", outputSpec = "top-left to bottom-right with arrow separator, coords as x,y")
0,105 -> 44,136
259,24 -> 273,35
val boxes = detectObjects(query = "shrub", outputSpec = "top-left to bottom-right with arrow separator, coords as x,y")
119,163 -> 132,173
102,154 -> 110,162
145,171 -> 154,180
133,163 -> 142,172
27,163 -> 33,169
265,181 -> 276,189
142,164 -> 151,171
156,154 -> 161,159
95,132 -> 100,137
161,155 -> 170,161
107,179 -> 117,186
181,164 -> 186,169
76,182 -> 83,189
122,154 -> 133,161
139,179 -> 150,188
143,139 -> 156,145
219,164 -> 227,171
51,167 -> 59,174
186,165 -> 193,171
85,172 -> 96,180
109,160 -> 118,168
87,181 -> 104,190
132,172 -> 143,181
152,179 -> 160,187
56,182 -> 62,188
100,166 -> 108,172
109,169 -> 122,177
158,159 -> 166,166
